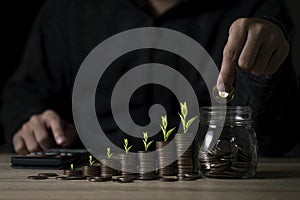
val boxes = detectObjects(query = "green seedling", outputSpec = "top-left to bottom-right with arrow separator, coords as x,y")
107,147 -> 113,159
160,115 -> 176,142
178,102 -> 198,134
89,155 -> 95,166
70,164 -> 74,170
142,132 -> 154,151
123,138 -> 133,154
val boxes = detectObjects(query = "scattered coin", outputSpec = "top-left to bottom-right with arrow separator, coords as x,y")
116,176 -> 134,183
160,176 -> 178,182
27,175 -> 48,180
183,173 -> 203,181
38,173 -> 59,177
88,176 -> 112,182
56,176 -> 69,180
66,176 -> 87,180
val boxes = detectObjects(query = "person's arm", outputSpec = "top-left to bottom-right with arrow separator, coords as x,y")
218,0 -> 300,156
0,1 -> 77,154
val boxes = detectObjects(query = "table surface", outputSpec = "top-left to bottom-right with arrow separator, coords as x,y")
1,147 -> 300,200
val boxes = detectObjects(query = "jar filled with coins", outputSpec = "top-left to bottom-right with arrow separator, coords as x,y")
198,106 -> 258,178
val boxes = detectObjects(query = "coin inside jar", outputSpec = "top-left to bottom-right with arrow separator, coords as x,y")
213,85 -> 235,103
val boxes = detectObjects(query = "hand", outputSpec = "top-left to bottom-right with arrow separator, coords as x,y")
13,110 -> 78,155
217,18 -> 289,91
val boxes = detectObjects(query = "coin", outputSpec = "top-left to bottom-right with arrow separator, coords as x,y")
100,158 -> 119,176
183,173 -> 203,181
213,85 -> 235,103
63,169 -> 82,176
156,141 -> 177,177
199,139 -> 253,178
38,173 -> 59,177
119,153 -> 138,176
175,134 -> 196,180
56,176 -> 69,180
27,175 -> 48,180
88,176 -> 112,182
116,176 -> 134,183
160,176 -> 178,182
66,176 -> 87,180
137,151 -> 159,180
81,165 -> 100,177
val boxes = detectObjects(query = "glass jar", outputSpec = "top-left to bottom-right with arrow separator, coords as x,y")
198,106 -> 258,178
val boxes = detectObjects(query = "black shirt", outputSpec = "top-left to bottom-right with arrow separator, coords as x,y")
1,0 -> 299,155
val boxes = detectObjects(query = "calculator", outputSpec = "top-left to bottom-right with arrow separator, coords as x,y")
10,148 -> 90,169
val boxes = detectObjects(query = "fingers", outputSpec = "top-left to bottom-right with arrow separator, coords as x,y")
12,110 -> 71,155
219,18 -> 289,89
43,110 -> 66,146
218,19 -> 247,90
238,28 -> 262,72
30,115 -> 55,151
264,42 -> 289,75
13,134 -> 28,155
249,43 -> 273,75
43,110 -> 78,148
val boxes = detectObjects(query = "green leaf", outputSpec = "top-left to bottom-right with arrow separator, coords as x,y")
178,113 -> 186,130
180,102 -> 188,119
166,127 -> 176,139
124,138 -> 128,146
146,140 -> 154,151
185,116 -> 198,133
126,145 -> 133,153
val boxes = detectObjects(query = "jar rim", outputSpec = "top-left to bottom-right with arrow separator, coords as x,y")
200,106 -> 252,113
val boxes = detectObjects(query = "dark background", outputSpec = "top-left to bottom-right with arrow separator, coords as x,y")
0,1 -> 299,154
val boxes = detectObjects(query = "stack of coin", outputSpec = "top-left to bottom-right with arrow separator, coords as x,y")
199,139 -> 253,178
137,151 -> 159,180
63,168 -> 82,176
100,158 -> 119,176
156,141 -> 177,177
81,165 -> 101,177
175,134 -> 195,180
119,153 -> 138,178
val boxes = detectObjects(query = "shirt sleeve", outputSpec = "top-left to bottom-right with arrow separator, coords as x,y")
231,0 -> 300,156
0,0 -> 73,152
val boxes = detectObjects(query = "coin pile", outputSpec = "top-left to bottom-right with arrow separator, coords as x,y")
63,168 -> 82,176
175,134 -> 196,180
199,139 -> 253,178
137,151 -> 159,180
81,165 -> 101,177
119,153 -> 138,178
100,159 -> 119,176
156,141 -> 177,177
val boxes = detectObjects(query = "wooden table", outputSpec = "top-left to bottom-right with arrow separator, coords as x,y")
1,149 -> 300,200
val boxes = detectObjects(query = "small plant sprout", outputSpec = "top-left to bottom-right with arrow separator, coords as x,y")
70,164 -> 74,170
106,147 -> 113,159
142,132 -> 154,151
160,115 -> 176,142
89,155 -> 95,166
123,138 -> 133,154
178,102 -> 198,134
